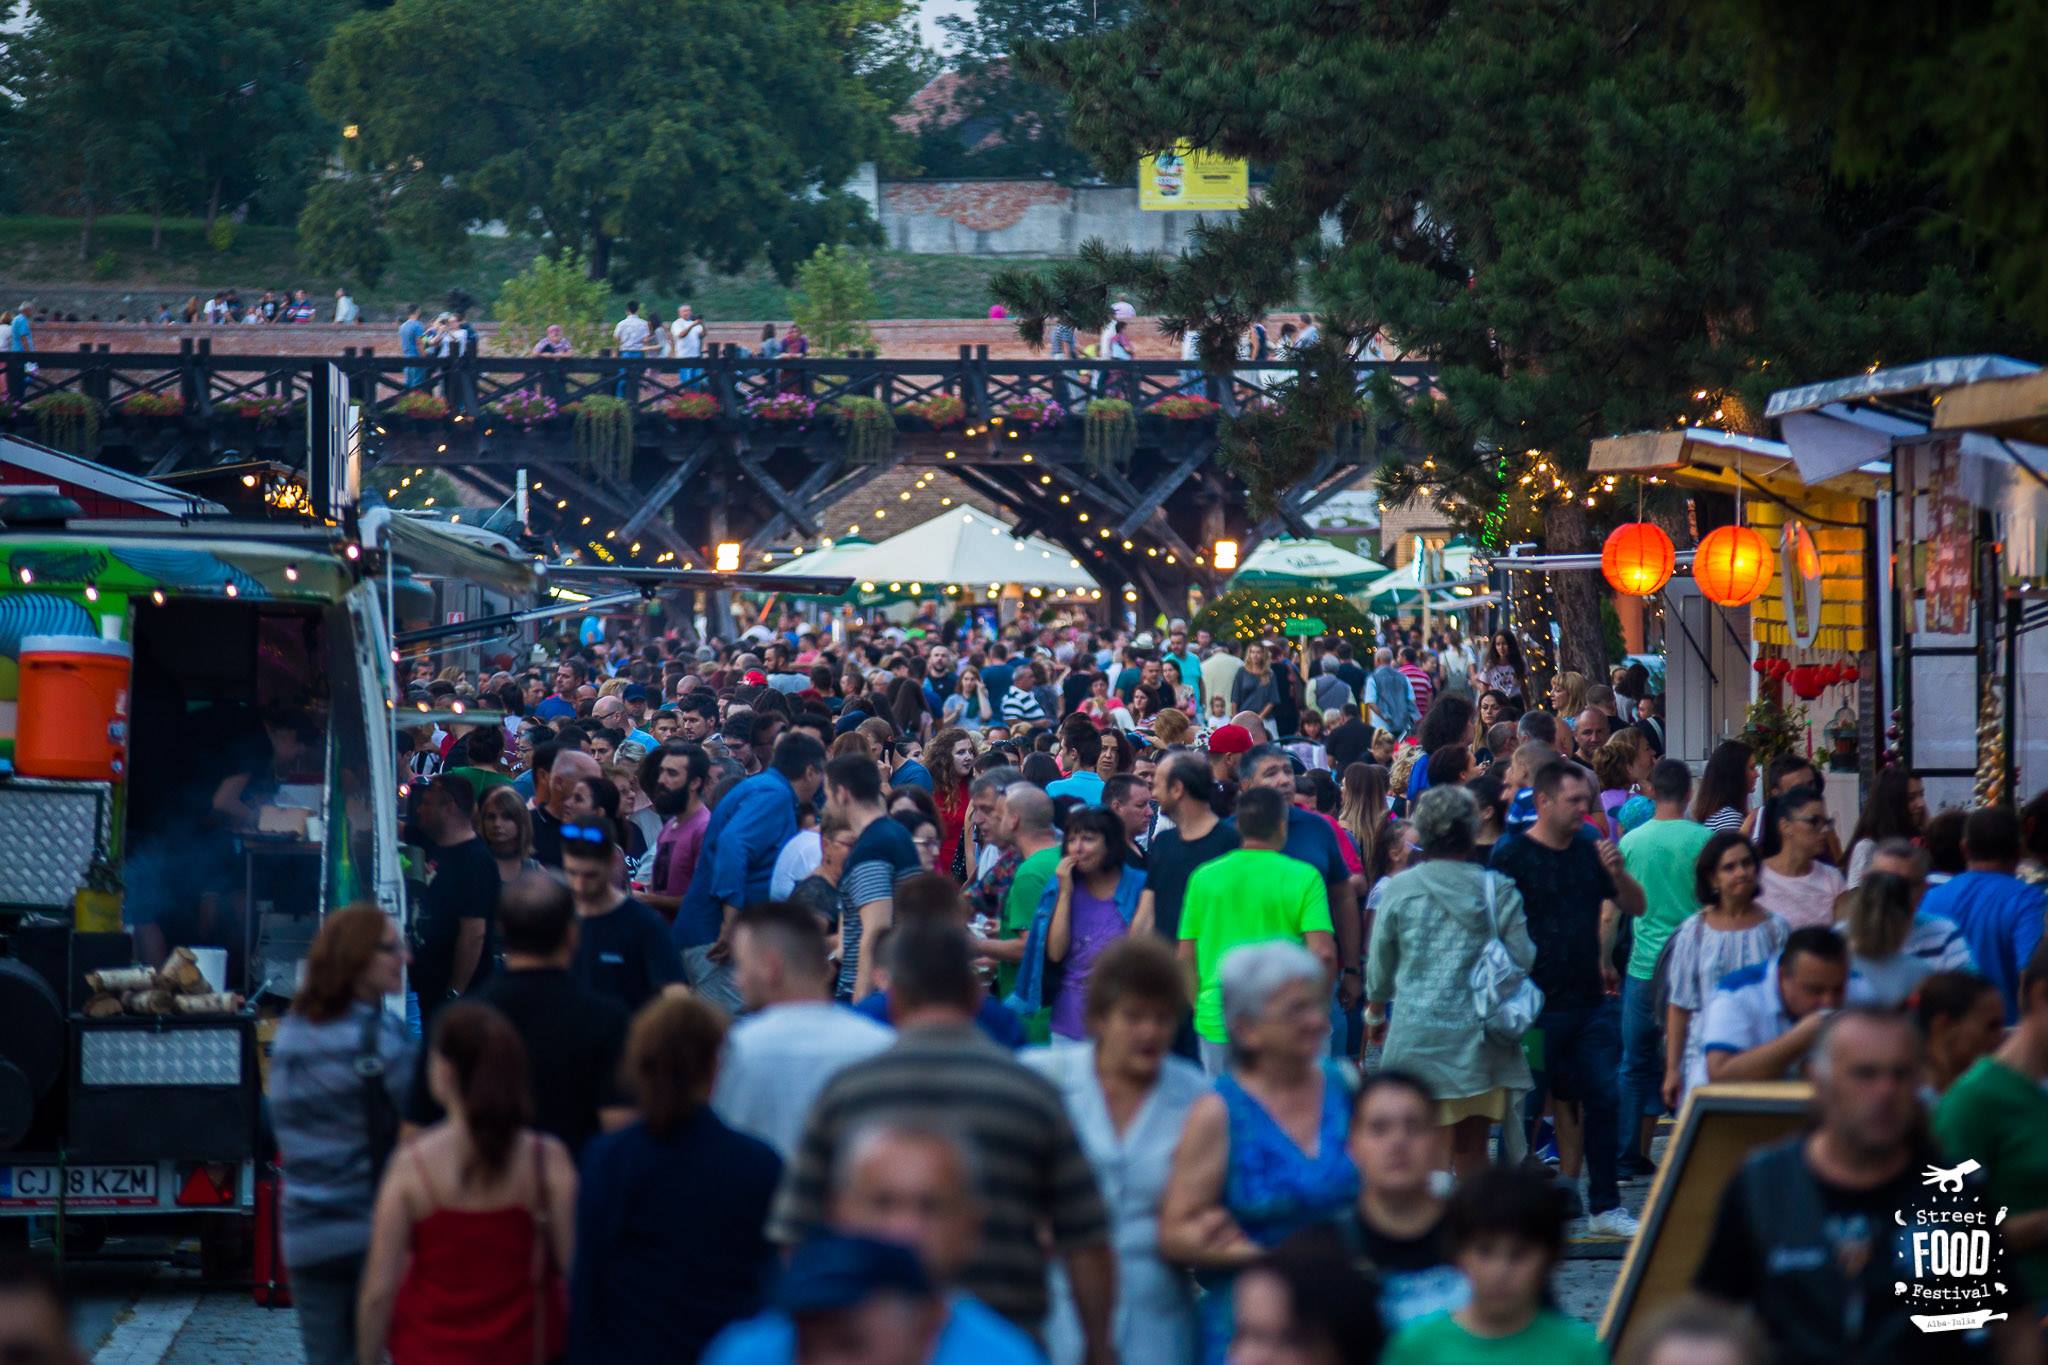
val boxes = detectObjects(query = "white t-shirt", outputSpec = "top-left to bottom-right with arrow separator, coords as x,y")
711,1001 -> 894,1158
1696,956 -> 1801,1090
1757,861 -> 1845,931
673,317 -> 705,358
769,829 -> 824,900
613,315 -> 652,352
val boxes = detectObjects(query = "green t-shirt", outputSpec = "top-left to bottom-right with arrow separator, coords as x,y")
1177,848 -> 1332,1042
1935,1055 -> 2048,1304
1619,816 -> 1713,980
1384,1308 -> 1607,1365
1003,846 -> 1060,1043
444,766 -> 516,800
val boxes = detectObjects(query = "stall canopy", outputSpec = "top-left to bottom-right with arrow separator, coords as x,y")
1227,536 -> 1388,593
816,506 -> 1099,593
1365,541 -> 1480,611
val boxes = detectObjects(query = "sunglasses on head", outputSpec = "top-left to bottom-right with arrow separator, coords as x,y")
563,824 -> 609,846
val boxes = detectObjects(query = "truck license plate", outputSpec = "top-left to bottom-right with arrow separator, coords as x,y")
0,1164 -> 158,1208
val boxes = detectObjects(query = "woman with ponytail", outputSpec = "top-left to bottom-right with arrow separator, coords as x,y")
357,1003 -> 577,1364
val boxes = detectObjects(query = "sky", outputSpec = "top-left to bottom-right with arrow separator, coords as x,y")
914,0 -> 975,59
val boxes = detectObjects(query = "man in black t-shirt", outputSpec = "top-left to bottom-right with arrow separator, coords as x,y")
406,873 -> 630,1154
410,776 -> 501,1025
562,818 -> 684,1013
1325,705 -> 1373,770
1696,1009 -> 2030,1365
1488,759 -> 1644,1236
1138,753 -> 1241,943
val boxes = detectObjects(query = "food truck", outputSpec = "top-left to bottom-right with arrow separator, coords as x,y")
0,495 -> 423,1263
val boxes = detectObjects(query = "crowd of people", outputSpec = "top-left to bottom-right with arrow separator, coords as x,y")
19,605 -> 2036,1365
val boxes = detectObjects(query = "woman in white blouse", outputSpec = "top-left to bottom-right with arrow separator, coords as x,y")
1027,937 -> 1206,1365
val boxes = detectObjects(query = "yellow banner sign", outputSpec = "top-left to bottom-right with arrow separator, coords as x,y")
1139,143 -> 1249,211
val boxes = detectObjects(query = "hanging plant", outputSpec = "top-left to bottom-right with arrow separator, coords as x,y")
661,392 -> 720,422
229,395 -> 303,427
570,396 -> 635,479
28,392 -> 102,456
1083,398 -> 1134,470
1003,398 -> 1065,431
117,390 -> 184,418
1738,697 -> 1808,767
895,395 -> 965,428
486,387 -> 560,431
746,392 -> 818,426
833,397 -> 895,463
389,392 -> 450,421
1147,395 -> 1221,421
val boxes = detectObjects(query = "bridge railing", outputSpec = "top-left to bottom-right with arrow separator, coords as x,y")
3,348 -> 1434,437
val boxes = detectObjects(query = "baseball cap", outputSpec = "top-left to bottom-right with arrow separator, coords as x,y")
773,1234 -> 932,1315
743,670 -> 768,686
1132,631 -> 1157,650
623,684 -> 649,701
1208,723 -> 1254,755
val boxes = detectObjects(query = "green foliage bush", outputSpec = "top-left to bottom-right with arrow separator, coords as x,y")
791,245 -> 878,358
496,252 -> 612,356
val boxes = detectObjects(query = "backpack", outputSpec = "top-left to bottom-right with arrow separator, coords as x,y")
1470,871 -> 1544,1044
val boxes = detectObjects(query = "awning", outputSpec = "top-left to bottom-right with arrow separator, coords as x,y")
360,507 -> 542,600
1228,536 -> 1388,593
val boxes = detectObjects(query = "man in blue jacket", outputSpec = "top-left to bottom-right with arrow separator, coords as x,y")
674,732 -> 827,1009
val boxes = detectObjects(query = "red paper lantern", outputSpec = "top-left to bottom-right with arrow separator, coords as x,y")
1842,664 -> 1861,683
1752,659 -> 1770,674
1693,524 -> 1775,607
1601,522 -> 1677,596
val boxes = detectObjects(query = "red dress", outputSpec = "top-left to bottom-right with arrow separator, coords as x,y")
936,783 -> 971,880
388,1138 -> 566,1364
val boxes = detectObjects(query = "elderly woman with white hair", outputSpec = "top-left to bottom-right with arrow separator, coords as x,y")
1158,940 -> 1359,1364
1365,784 -> 1535,1179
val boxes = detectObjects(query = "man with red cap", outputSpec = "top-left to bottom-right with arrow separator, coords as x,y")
1205,722 -> 1254,818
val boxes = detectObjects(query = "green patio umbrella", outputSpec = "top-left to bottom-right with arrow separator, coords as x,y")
1227,536 -> 1389,594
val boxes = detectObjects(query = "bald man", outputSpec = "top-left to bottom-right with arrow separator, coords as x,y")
534,748 -> 600,867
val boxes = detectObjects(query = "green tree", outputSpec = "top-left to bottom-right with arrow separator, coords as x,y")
990,0 -> 2031,673
494,252 -> 613,356
311,0 -> 897,284
920,0 -> 1136,179
296,180 -> 393,287
1687,0 -> 2048,332
789,245 -> 878,357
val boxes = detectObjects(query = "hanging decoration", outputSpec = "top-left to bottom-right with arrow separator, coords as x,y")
1600,522 -> 1676,596
1083,400 -> 1135,471
570,396 -> 635,479
1780,519 -> 1824,647
1976,677 -> 2007,807
1693,524 -> 1774,606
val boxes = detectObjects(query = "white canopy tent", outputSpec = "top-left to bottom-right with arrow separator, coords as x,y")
823,505 -> 1100,593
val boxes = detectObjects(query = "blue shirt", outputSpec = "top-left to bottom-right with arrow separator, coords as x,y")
893,758 -> 935,792
1046,771 -> 1105,806
398,317 -> 425,358
1280,804 -> 1349,888
703,1294 -> 1042,1365
853,991 -> 1027,1049
8,314 -> 30,353
674,769 -> 801,948
1921,869 -> 2048,1022
980,662 -> 1015,701
533,695 -> 577,722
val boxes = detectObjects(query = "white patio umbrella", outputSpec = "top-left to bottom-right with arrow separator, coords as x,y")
1226,535 -> 1388,593
829,505 -> 1100,593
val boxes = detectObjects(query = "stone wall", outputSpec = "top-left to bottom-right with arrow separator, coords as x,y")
877,179 -> 1237,256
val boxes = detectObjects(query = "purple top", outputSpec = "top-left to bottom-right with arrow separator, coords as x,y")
652,806 -> 710,899
1051,885 -> 1129,1040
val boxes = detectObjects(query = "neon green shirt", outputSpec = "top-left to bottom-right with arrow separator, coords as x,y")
1003,845 -> 1060,1043
1384,1309 -> 1607,1365
1177,848 -> 1331,1042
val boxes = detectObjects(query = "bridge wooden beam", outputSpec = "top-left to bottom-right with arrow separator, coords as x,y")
619,442 -> 714,541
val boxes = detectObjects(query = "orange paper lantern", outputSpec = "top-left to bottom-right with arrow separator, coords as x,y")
1693,524 -> 1775,606
1601,522 -> 1676,596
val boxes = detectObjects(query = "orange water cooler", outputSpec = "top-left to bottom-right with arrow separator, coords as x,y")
14,635 -> 132,781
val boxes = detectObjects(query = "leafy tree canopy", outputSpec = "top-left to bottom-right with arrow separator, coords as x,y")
991,0 -> 2035,671
311,0 -> 905,285
789,245 -> 879,358
918,0 -> 1136,180
494,251 -> 613,356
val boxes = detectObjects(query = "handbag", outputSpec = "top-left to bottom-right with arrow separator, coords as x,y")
355,1007 -> 400,1185
1469,872 -> 1544,1044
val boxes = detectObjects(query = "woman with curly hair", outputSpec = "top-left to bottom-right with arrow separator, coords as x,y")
925,726 -> 978,880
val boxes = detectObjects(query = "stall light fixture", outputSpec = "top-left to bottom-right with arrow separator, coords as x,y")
715,542 -> 741,572
1212,539 -> 1239,571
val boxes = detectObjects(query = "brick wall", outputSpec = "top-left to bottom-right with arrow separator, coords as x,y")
880,181 -> 1072,234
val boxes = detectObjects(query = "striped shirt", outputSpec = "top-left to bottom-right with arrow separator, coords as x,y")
268,1003 -> 415,1268
1397,663 -> 1435,719
835,817 -> 922,999
1000,685 -> 1047,728
767,1023 -> 1109,1330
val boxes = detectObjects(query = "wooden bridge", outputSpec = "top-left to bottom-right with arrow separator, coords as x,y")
0,344 -> 1431,615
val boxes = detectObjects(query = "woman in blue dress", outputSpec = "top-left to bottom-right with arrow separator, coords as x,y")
1158,941 -> 1359,1364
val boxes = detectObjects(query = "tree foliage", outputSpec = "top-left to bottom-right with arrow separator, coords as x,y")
494,252 -> 613,356
1686,0 -> 2048,332
311,0 -> 899,285
990,0 -> 2033,673
790,245 -> 878,358
2,0 -> 353,251
296,179 -> 392,287
920,0 -> 1137,179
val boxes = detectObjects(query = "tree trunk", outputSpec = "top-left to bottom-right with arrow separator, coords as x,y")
1543,498 -> 1608,678
588,234 -> 611,281
151,201 -> 163,252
